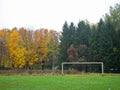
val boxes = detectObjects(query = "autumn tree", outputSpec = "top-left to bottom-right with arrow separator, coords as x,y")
67,44 -> 78,62
18,28 -> 38,69
7,28 -> 26,69
0,29 -> 10,69
34,29 -> 49,69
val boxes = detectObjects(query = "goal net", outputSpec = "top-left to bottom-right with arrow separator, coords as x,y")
61,62 -> 104,74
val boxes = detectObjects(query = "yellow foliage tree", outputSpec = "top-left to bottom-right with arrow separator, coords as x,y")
7,29 -> 26,69
18,28 -> 38,69
26,49 -> 38,68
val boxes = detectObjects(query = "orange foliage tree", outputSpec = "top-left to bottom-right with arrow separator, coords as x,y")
34,29 -> 50,69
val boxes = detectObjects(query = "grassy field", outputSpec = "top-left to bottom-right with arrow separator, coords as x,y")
0,74 -> 120,90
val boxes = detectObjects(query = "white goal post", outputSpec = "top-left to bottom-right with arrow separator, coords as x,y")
62,62 -> 104,74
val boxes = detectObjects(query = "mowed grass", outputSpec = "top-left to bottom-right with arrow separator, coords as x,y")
0,74 -> 120,90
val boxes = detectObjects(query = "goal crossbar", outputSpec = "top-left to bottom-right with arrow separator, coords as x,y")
62,62 -> 104,74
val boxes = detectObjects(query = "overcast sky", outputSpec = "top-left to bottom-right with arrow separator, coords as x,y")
0,0 -> 120,31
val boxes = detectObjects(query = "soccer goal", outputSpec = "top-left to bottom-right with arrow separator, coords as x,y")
61,62 -> 104,74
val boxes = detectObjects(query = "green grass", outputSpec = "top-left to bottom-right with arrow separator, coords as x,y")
0,74 -> 120,90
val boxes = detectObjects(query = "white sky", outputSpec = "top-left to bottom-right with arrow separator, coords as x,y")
0,0 -> 120,31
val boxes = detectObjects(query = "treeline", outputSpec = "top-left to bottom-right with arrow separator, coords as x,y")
0,3 -> 120,73
0,28 -> 60,69
59,3 -> 120,73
